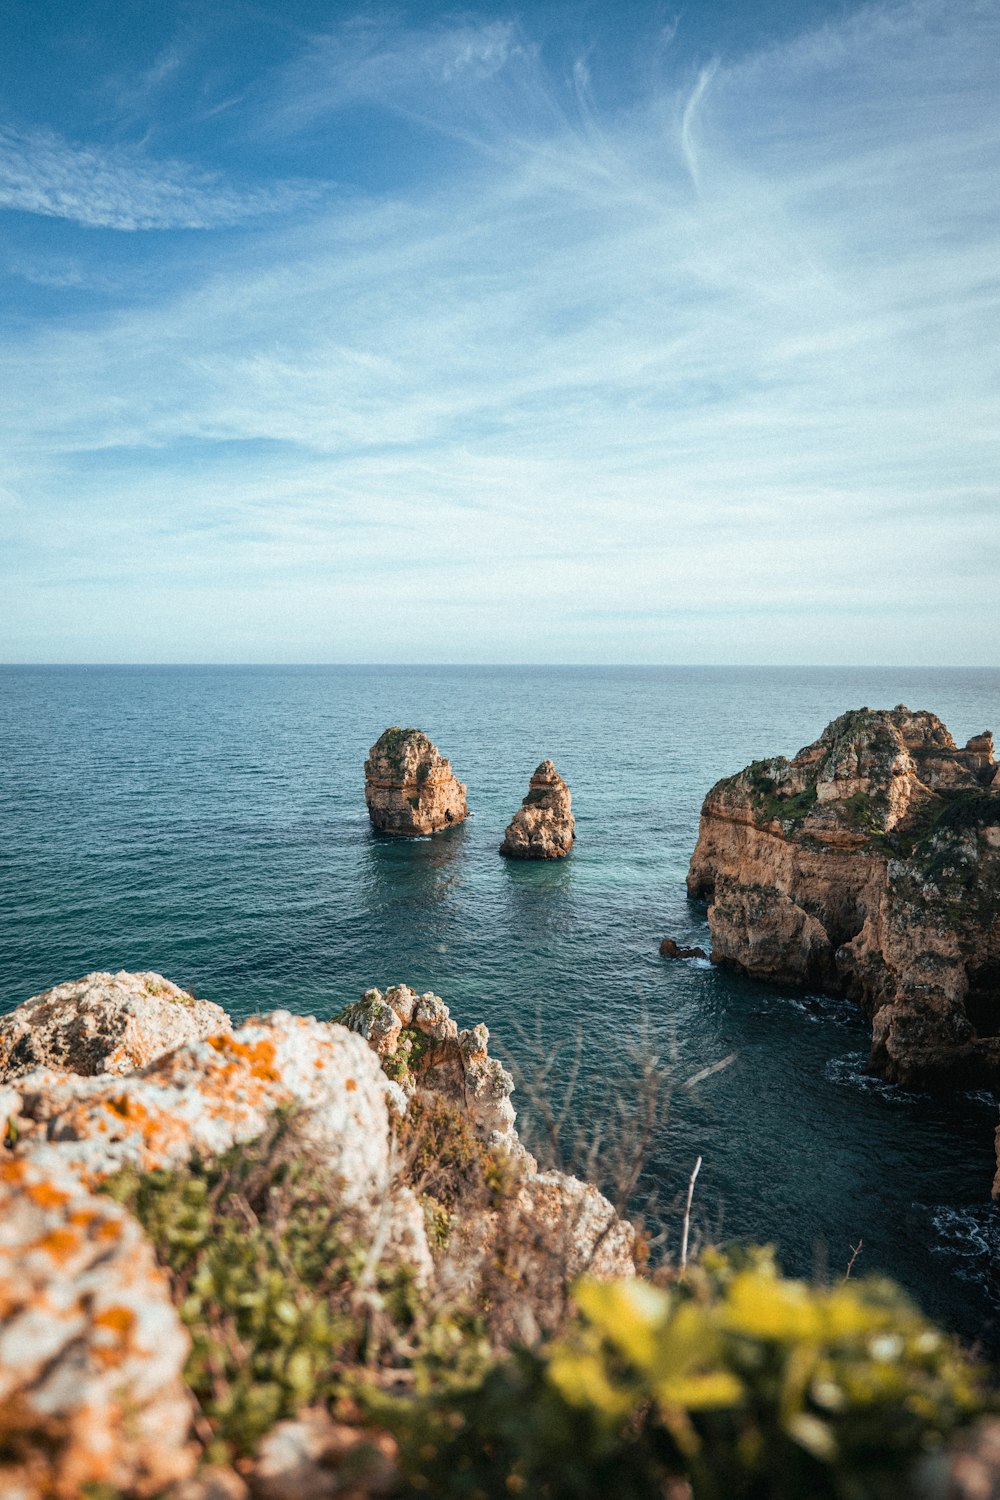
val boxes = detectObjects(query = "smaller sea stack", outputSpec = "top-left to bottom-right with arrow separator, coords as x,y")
365,727 -> 469,836
500,760 -> 575,859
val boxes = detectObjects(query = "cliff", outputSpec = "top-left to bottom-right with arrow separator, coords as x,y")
364,727 -> 469,836
0,970 -> 631,1499
686,706 -> 1000,1091
499,759 -> 575,859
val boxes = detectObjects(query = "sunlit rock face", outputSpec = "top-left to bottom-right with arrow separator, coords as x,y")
499,760 -> 575,859
338,981 -> 634,1344
7,1010 -> 397,1201
0,970 -> 231,1082
0,970 -> 636,1493
0,1152 -> 196,1499
686,707 -> 1000,1092
337,983 -> 518,1149
364,727 -> 469,836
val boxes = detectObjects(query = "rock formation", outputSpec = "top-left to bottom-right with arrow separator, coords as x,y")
499,760 -> 575,859
0,969 -> 229,1080
659,938 -> 708,960
0,970 -> 633,1497
364,727 -> 469,836
686,707 -> 1000,1092
336,984 -> 519,1148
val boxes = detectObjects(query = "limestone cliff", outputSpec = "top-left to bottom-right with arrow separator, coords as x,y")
686,706 -> 1000,1091
364,727 -> 469,835
0,970 -> 632,1499
500,760 -> 575,859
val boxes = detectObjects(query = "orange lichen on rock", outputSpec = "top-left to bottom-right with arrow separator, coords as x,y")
0,1154 -> 194,1498
13,1010 -> 399,1206
205,1030 -> 281,1082
24,1177 -> 69,1210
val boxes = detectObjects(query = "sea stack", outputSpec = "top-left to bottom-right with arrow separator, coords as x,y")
686,706 -> 1000,1092
364,727 -> 469,836
500,760 -> 575,859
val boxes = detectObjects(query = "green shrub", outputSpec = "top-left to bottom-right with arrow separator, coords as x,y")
395,1090 -> 518,1214
383,1247 -> 991,1500
103,1116 -> 418,1459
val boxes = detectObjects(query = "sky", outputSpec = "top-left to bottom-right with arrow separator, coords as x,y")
1,0 -> 997,664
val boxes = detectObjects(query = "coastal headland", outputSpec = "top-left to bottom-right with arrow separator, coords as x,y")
686,706 -> 1000,1093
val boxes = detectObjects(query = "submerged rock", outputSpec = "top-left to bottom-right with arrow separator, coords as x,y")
686,706 -> 1000,1092
500,760 -> 575,859
364,727 -> 469,836
0,970 -> 231,1083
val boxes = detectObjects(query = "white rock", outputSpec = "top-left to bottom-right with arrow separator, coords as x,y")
0,970 -> 231,1082
0,1152 -> 195,1497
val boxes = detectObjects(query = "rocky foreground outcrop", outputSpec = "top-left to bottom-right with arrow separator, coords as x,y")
0,970 -> 229,1080
0,971 -> 632,1498
686,707 -> 1000,1091
364,727 -> 469,836
499,760 -> 575,859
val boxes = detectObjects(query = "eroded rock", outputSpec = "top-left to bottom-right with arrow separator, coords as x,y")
0,1153 -> 195,1499
659,938 -> 708,960
0,970 -> 231,1083
13,1011 -> 398,1201
0,970 -> 637,1489
339,982 -> 636,1345
686,706 -> 1000,1091
438,1170 -> 635,1347
364,728 -> 468,836
337,986 -> 515,1148
500,759 -> 575,859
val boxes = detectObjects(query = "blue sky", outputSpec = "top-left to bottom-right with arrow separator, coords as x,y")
1,0 -> 997,663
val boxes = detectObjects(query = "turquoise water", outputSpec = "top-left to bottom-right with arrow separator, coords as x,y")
2,664 -> 999,1346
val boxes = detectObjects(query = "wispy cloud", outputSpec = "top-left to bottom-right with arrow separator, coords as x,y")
1,0 -> 997,662
265,14 -> 566,152
0,125 -> 325,230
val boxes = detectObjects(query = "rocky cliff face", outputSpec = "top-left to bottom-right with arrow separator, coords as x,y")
499,760 -> 575,859
686,707 -> 1000,1091
0,970 -> 632,1499
364,727 -> 469,836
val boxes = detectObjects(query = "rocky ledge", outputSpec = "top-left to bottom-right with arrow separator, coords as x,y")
499,760 -> 575,859
364,727 -> 469,836
0,970 -> 632,1499
686,706 -> 1000,1092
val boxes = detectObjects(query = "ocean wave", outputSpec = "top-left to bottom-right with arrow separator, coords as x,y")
929,1204 -> 1000,1286
823,1052 -> 923,1103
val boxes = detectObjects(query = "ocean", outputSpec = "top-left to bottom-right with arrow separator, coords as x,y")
2,663 -> 999,1346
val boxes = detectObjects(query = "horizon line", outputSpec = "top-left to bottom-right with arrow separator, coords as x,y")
1,662 -> 997,672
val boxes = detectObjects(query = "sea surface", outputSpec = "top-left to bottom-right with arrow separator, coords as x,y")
2,664 -> 999,1347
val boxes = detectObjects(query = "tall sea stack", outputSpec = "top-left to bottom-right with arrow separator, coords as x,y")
500,760 -> 575,859
364,727 -> 469,836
